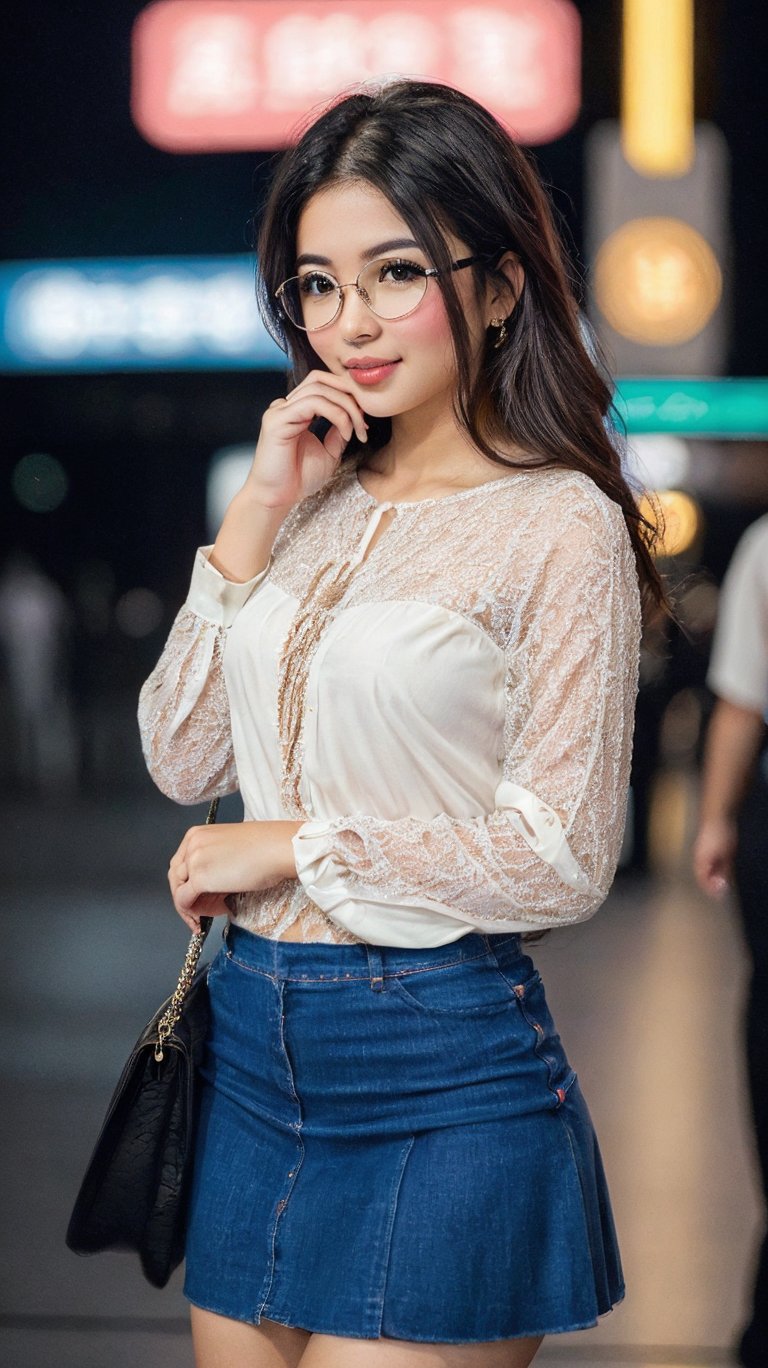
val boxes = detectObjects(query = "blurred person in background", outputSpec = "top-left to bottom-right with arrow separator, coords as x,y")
693,514 -> 768,1368
138,80 -> 664,1368
0,549 -> 73,796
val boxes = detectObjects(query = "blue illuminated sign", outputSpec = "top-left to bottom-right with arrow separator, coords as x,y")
0,256 -> 286,371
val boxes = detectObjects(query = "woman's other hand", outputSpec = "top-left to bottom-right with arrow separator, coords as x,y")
168,820 -> 303,932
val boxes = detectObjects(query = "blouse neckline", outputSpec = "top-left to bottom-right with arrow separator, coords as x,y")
349,462 -> 524,509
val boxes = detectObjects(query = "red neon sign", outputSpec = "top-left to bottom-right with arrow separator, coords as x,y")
132,0 -> 580,151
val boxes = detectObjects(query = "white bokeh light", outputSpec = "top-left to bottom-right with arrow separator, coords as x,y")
624,433 -> 691,491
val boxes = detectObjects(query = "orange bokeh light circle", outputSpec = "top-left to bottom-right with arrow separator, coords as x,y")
595,217 -> 722,346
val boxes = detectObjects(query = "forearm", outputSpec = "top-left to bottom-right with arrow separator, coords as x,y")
699,697 -> 765,824
208,483 -> 294,583
261,821 -> 303,881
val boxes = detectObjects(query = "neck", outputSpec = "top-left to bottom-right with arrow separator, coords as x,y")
367,394 -> 484,489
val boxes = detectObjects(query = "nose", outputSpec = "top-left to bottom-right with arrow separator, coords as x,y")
337,281 -> 381,340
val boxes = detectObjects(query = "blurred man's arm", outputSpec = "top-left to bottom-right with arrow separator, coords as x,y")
693,698 -> 766,897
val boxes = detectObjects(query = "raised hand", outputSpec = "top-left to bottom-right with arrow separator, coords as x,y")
247,369 -> 369,510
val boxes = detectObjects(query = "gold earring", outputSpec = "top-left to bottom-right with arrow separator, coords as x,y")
490,317 -> 508,348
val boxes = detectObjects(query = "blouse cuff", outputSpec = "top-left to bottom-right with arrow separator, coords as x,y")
494,780 -> 594,893
185,545 -> 273,628
292,819 -> 353,914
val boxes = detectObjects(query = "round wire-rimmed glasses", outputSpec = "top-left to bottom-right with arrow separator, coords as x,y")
275,254 -> 488,332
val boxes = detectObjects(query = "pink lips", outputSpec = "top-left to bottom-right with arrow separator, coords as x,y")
344,357 -> 401,385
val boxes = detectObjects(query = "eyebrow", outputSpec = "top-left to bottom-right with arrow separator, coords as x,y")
294,238 -> 423,270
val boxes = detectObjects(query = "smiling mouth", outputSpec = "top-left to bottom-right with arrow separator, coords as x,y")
345,360 -> 401,385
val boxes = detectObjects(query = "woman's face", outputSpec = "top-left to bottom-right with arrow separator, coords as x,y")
293,180 -> 494,423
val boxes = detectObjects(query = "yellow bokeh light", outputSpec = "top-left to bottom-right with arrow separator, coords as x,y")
640,489 -> 701,558
622,0 -> 694,177
595,217 -> 722,346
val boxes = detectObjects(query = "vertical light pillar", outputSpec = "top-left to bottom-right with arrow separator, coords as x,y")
622,0 -> 694,177
586,121 -> 729,376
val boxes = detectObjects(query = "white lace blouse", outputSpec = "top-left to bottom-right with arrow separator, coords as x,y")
138,458 -> 642,947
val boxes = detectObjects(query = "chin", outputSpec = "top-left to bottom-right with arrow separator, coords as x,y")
356,397 -> 404,419
359,389 -> 430,420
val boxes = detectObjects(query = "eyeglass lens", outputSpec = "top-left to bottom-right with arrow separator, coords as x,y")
279,258 -> 429,330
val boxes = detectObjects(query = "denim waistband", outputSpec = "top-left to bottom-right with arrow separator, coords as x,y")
222,920 -> 523,983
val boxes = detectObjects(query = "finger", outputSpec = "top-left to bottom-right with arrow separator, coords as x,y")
272,381 -> 369,440
170,875 -> 199,930
278,393 -> 364,445
262,394 -> 348,443
323,426 -> 347,460
175,877 -> 200,913
295,368 -> 369,403
312,388 -> 370,444
177,906 -> 200,934
286,376 -> 369,440
167,858 -> 188,895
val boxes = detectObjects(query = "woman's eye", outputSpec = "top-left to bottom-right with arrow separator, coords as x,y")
378,260 -> 425,284
299,272 -> 336,297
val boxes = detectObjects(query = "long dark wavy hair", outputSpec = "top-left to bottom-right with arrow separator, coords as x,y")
255,79 -> 666,615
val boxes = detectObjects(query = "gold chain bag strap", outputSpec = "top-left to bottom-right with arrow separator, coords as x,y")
154,795 -> 219,1061
66,796 -> 221,1288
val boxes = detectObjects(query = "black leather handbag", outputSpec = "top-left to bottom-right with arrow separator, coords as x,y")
65,798 -> 219,1289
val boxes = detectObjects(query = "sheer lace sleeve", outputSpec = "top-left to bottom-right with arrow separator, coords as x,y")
138,546 -> 272,804
292,491 -> 641,941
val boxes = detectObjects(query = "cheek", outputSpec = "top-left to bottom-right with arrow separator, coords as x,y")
395,294 -> 458,383
397,290 -> 454,352
307,333 -> 334,368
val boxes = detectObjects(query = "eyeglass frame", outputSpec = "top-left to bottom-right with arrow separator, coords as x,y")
274,253 -> 498,332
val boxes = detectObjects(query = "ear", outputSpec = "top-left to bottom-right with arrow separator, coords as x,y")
484,252 -> 525,323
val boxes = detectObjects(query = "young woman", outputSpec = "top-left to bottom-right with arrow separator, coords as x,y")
139,79 -> 659,1368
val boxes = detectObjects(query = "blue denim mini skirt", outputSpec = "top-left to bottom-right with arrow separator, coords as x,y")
184,922 -> 625,1343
